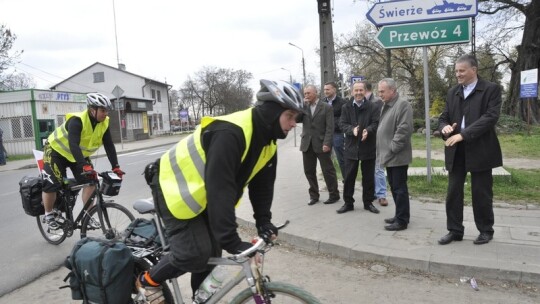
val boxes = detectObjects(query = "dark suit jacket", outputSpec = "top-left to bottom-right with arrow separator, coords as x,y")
299,101 -> 334,153
438,78 -> 503,172
339,99 -> 380,161
324,95 -> 346,133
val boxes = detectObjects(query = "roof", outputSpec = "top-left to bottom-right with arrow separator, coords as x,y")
49,62 -> 173,90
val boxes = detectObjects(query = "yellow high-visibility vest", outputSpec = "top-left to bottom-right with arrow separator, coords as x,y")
159,108 -> 277,219
48,110 -> 109,162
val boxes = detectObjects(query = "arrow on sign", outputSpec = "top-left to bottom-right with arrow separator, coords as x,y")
366,0 -> 477,27
375,18 -> 471,49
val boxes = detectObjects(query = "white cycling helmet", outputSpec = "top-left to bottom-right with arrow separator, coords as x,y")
256,79 -> 303,112
86,93 -> 112,110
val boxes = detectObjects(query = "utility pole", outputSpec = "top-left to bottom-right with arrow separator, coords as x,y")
318,0 -> 337,89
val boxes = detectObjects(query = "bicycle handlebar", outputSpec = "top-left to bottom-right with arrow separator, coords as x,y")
233,220 -> 290,260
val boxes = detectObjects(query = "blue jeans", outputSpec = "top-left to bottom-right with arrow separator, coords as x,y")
374,159 -> 386,199
332,133 -> 345,176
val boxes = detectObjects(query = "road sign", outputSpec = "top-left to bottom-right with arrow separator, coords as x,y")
350,75 -> 365,85
520,68 -> 538,98
375,18 -> 470,49
367,0 -> 477,27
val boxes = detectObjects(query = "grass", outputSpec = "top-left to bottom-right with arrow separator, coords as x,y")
409,131 -> 540,205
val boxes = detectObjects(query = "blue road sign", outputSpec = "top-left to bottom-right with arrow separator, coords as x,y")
351,75 -> 365,85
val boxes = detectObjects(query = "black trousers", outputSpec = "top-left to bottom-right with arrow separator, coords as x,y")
302,144 -> 340,200
343,157 -> 375,206
387,165 -> 410,225
446,147 -> 494,236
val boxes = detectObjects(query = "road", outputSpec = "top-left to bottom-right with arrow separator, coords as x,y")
1,225 -> 538,303
0,146 -> 168,296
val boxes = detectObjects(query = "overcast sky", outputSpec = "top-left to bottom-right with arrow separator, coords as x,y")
1,0 -> 372,95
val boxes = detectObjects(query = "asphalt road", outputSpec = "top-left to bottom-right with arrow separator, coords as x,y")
0,146 -> 168,296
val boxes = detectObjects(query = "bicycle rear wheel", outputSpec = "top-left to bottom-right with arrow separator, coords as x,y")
80,202 -> 135,240
230,281 -> 321,304
36,211 -> 68,245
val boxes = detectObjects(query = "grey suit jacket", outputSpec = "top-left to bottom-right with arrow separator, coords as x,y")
299,100 -> 334,153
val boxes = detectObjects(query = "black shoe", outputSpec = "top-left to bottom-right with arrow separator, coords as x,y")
473,233 -> 493,245
384,217 -> 396,224
336,204 -> 354,214
323,198 -> 339,204
364,204 -> 380,214
384,222 -> 407,231
438,233 -> 463,245
308,199 -> 319,206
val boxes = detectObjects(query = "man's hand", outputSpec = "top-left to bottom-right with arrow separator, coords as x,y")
353,126 -> 359,137
322,145 -> 331,153
445,134 -> 463,147
257,222 -> 278,243
82,164 -> 96,179
441,123 -> 458,136
361,129 -> 368,142
112,166 -> 125,179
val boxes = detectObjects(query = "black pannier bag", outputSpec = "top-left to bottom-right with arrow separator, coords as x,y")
100,172 -> 122,196
19,176 -> 44,216
124,218 -> 165,247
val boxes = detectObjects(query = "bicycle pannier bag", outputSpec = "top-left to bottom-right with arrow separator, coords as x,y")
100,172 -> 122,196
62,237 -> 134,304
124,218 -> 165,247
19,176 -> 44,216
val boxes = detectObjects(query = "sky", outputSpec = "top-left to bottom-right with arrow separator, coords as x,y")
1,0 -> 373,96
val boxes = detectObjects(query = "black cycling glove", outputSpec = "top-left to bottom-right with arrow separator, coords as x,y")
256,222 -> 278,243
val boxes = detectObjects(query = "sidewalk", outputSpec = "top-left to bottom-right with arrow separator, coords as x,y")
1,132 -> 539,301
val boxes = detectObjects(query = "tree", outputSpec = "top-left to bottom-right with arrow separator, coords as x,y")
0,25 -> 25,90
179,67 -> 253,119
0,71 -> 35,90
477,0 -> 539,123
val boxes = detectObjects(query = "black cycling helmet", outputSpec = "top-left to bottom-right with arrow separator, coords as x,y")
256,79 -> 303,112
86,93 -> 113,110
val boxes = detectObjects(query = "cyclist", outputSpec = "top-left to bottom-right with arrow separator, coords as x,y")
41,93 -> 124,229
138,79 -> 304,300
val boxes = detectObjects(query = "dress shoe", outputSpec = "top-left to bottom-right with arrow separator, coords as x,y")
384,222 -> 407,231
438,233 -> 463,245
473,233 -> 493,245
336,204 -> 354,214
308,199 -> 319,206
378,198 -> 388,206
384,217 -> 395,224
364,204 -> 380,214
323,198 -> 339,204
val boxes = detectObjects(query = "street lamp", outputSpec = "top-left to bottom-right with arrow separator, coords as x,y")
288,42 -> 306,88
281,67 -> 293,84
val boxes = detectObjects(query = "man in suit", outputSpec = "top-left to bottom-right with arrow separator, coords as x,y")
300,84 -> 340,206
337,80 -> 380,214
364,81 -> 388,207
437,54 -> 503,245
323,81 -> 346,177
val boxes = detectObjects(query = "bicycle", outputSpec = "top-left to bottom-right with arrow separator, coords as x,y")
36,170 -> 135,245
127,199 -> 321,304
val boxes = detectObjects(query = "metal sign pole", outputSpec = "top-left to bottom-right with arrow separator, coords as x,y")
112,86 -> 125,150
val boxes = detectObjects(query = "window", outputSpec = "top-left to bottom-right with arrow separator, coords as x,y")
126,113 -> 143,129
93,72 -> 105,83
6,116 -> 34,139
151,89 -> 156,99
157,90 -> 161,102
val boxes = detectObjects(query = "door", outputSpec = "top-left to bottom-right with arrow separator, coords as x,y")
37,120 -> 55,149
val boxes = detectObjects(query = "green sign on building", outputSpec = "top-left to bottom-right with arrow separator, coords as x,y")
375,18 -> 471,49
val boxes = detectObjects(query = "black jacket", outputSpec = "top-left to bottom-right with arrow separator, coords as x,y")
340,99 -> 380,161
325,95 -> 346,133
438,78 -> 503,172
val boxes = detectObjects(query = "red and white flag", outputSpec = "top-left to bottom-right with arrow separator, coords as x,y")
33,149 -> 44,174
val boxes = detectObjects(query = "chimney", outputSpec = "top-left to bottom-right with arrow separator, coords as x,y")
118,63 -> 126,71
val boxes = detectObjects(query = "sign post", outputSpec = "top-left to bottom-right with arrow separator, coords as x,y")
520,68 -> 539,135
112,85 -> 124,149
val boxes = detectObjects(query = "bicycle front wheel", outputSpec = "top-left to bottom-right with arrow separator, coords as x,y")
80,202 -> 135,240
230,281 -> 321,304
